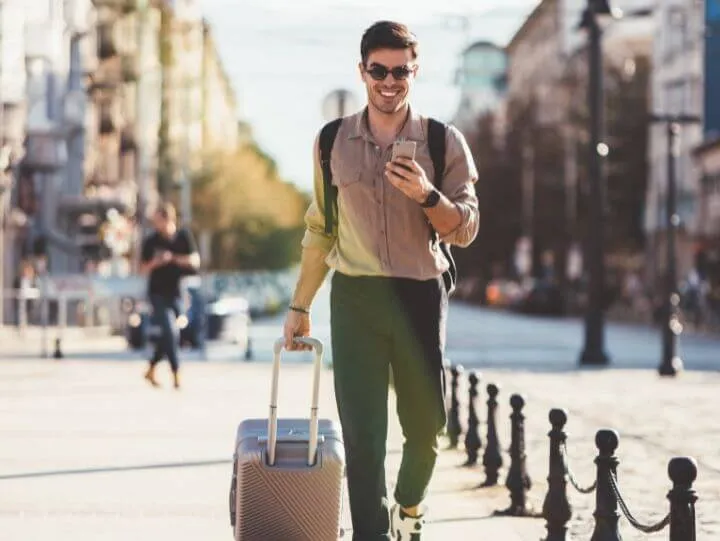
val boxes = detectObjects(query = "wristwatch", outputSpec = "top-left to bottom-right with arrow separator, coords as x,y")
420,188 -> 441,208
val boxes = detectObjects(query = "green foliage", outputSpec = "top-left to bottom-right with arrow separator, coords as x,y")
190,142 -> 309,271
157,3 -> 174,198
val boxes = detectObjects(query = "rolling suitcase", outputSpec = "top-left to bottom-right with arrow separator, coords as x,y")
229,337 -> 345,541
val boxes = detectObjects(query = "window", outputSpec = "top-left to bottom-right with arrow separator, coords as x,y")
664,6 -> 687,61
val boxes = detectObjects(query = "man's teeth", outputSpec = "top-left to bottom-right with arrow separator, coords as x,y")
380,90 -> 398,97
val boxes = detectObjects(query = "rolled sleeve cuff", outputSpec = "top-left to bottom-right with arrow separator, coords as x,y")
301,229 -> 335,254
439,203 -> 479,247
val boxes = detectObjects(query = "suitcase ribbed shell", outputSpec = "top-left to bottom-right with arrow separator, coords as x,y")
233,418 -> 344,541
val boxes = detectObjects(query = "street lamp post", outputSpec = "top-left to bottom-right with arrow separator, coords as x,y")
649,114 -> 701,376
578,0 -> 616,366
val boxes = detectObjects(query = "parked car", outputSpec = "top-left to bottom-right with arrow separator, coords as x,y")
206,295 -> 251,350
126,291 -> 250,357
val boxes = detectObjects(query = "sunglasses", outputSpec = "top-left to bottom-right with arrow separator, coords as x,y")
364,63 -> 415,81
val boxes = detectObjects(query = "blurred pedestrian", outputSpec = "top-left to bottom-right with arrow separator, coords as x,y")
140,203 -> 200,389
283,20 -> 479,540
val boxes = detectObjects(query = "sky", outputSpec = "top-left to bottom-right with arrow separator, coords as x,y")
200,0 -> 538,192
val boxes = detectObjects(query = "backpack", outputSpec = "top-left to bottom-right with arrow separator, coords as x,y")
318,116 -> 457,296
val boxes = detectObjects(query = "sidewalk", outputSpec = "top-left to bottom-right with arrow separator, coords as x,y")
0,357 -> 717,540
0,325 -> 119,358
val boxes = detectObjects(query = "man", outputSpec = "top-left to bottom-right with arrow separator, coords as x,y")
282,21 -> 479,541
140,202 -> 200,389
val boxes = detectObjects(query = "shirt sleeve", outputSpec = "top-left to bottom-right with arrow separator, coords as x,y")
182,228 -> 199,255
141,236 -> 154,263
438,125 -> 480,248
301,133 -> 337,254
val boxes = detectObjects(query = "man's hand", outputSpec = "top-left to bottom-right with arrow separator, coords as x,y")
283,310 -> 313,351
142,250 -> 172,274
384,157 -> 434,204
158,250 -> 173,264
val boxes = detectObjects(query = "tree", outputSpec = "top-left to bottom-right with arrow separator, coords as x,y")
190,142 -> 310,271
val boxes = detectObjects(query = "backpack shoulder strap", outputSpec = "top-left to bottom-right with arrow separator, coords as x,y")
426,117 -> 458,295
319,118 -> 343,234
427,118 -> 447,190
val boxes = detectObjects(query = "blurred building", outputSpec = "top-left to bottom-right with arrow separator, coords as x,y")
499,0 -> 654,282
1,0 -> 96,279
644,0 -> 705,287
688,1 -> 720,286
62,0 -> 165,273
694,137 -> 720,249
451,41 -> 507,136
162,0 -> 239,224
201,21 -> 238,153
0,0 -> 30,324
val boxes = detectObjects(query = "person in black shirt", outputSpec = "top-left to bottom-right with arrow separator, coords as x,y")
140,202 -> 200,389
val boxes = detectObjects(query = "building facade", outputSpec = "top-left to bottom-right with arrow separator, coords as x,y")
501,0 -> 654,281
201,21 -> 238,154
645,0 -> 706,285
451,41 -> 507,136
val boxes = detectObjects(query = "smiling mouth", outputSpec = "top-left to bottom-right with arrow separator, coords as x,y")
378,89 -> 400,98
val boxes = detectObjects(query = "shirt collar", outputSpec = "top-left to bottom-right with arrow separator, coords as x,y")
348,104 -> 426,143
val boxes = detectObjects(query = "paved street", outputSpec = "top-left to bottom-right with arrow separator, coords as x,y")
1,280 -> 719,540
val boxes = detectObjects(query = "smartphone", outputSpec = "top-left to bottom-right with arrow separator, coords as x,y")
391,140 -> 417,162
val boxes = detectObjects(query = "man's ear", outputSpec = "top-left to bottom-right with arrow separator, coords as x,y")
358,62 -> 365,82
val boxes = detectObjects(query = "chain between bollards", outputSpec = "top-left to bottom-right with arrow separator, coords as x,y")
608,472 -> 670,533
562,443 -> 597,494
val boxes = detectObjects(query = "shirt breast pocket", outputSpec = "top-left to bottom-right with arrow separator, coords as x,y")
332,167 -> 374,222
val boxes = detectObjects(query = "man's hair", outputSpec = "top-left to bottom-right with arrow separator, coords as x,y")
360,21 -> 418,66
156,201 -> 177,222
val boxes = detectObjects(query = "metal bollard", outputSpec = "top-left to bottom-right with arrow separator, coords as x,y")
542,409 -> 572,541
54,293 -> 67,360
496,394 -> 536,516
40,289 -> 49,359
463,371 -> 482,466
668,457 -> 698,541
18,290 -> 27,333
446,364 -> 463,449
480,383 -> 502,487
589,429 -> 621,541
53,338 -> 64,360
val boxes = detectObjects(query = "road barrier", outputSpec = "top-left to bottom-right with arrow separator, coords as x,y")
443,364 -> 699,540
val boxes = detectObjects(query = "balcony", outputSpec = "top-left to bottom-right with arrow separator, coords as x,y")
122,0 -> 138,13
121,54 -> 139,82
97,23 -> 117,59
99,105 -> 119,135
120,127 -> 137,153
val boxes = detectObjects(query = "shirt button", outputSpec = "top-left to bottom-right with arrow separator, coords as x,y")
375,145 -> 380,151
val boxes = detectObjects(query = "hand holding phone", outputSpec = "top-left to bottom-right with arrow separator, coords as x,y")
391,140 -> 416,163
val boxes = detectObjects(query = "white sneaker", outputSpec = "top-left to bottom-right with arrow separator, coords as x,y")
390,503 -> 425,540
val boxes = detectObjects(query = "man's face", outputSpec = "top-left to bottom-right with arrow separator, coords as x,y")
359,48 -> 417,116
152,212 -> 169,234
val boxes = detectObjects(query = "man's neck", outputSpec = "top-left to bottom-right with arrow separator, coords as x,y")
160,225 -> 177,238
367,104 -> 410,146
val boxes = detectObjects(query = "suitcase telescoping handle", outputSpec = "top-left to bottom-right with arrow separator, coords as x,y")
268,337 -> 324,467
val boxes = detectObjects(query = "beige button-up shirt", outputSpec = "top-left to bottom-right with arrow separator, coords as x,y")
302,106 -> 480,281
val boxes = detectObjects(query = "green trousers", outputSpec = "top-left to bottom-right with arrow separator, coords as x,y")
330,271 -> 448,541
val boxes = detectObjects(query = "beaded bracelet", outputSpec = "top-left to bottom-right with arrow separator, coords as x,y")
289,305 -> 310,314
